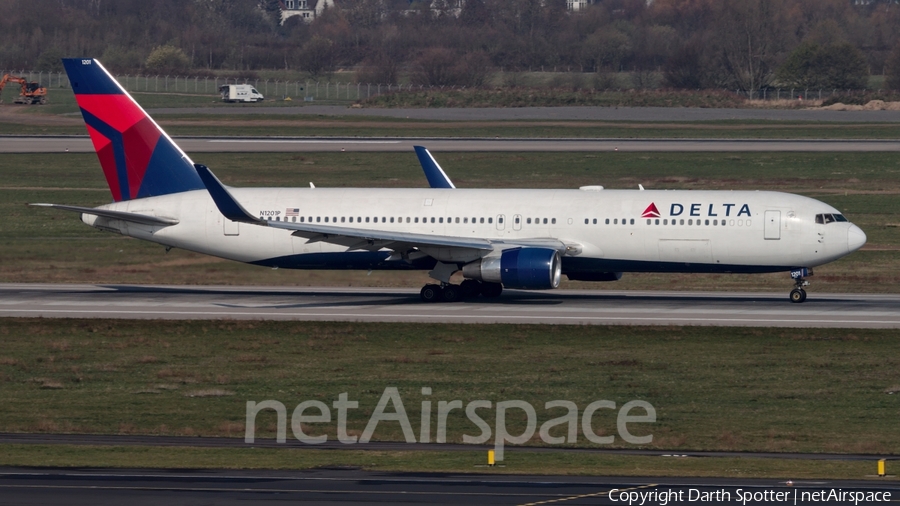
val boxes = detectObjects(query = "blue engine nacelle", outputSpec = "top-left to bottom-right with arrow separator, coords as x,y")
462,248 -> 561,290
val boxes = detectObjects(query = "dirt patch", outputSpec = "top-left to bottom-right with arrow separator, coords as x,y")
0,106 -> 82,126
819,100 -> 900,111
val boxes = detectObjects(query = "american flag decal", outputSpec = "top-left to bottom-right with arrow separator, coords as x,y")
285,208 -> 299,217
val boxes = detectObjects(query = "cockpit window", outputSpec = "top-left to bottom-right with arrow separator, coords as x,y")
816,213 -> 847,224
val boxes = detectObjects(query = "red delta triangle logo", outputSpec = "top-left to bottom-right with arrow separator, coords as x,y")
641,203 -> 661,218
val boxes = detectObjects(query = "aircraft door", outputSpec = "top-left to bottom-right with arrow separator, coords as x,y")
224,219 -> 239,236
513,214 -> 523,231
764,210 -> 780,240
496,214 -> 505,230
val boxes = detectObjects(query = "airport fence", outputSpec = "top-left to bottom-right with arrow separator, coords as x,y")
0,70 -> 438,102
0,69 -> 886,104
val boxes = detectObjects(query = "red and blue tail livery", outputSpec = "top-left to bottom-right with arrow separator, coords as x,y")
62,58 -> 204,202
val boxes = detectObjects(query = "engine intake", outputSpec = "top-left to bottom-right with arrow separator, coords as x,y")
463,248 -> 561,290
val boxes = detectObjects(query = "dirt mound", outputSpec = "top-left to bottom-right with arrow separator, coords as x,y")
820,100 -> 900,111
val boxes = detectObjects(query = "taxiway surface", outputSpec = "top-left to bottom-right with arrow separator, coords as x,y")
0,467 -> 896,506
1,284 -> 898,328
3,136 -> 900,153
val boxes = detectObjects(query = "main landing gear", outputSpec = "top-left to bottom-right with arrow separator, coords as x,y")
789,268 -> 812,303
419,280 -> 503,302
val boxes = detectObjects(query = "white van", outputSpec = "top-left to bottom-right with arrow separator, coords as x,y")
219,84 -> 264,103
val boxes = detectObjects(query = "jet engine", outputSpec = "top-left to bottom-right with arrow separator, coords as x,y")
462,248 -> 561,290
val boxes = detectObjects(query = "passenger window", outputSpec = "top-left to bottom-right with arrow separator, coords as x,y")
584,219 -> 589,224
663,219 -> 667,225
655,219 -> 660,225
455,217 -> 460,223
464,217 -> 468,224
415,217 -> 419,223
431,217 -> 435,223
552,218 -> 556,224
341,217 -> 345,223
515,217 -> 520,224
528,218 -> 532,224
324,217 -> 328,223
605,219 -> 610,224
705,220 -> 709,225
480,218 -> 485,224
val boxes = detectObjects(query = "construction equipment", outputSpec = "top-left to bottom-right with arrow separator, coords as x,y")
0,74 -> 48,104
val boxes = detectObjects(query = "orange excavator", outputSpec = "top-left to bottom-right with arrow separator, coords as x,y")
0,74 -> 48,104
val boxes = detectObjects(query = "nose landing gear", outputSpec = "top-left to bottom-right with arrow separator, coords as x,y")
789,268 -> 812,303
789,285 -> 807,303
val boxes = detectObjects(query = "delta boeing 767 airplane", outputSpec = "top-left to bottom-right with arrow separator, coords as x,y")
34,58 -> 867,303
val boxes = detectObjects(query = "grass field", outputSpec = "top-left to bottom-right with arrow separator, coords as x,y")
0,320 -> 898,458
0,445 -> 886,480
2,151 -> 898,291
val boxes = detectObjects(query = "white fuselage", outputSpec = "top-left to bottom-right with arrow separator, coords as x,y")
83,187 -> 864,276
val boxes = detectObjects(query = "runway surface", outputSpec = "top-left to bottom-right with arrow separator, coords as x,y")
0,467 -> 896,505
4,136 -> 900,153
1,283 -> 899,328
147,104 -> 900,122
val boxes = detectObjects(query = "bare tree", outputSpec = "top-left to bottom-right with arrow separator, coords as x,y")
713,0 -> 786,93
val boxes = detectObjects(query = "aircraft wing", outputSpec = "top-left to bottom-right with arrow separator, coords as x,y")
28,203 -> 179,226
194,164 -> 496,255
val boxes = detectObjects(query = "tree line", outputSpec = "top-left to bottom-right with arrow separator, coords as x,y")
2,0 -> 900,91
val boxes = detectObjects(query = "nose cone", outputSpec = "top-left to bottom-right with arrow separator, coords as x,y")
848,224 -> 866,252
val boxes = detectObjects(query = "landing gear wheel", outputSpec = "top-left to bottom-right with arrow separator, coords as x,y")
481,282 -> 503,298
459,279 -> 482,298
442,284 -> 461,302
789,288 -> 807,303
420,284 -> 443,302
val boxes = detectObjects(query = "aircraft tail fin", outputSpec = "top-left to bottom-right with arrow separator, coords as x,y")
62,58 -> 204,202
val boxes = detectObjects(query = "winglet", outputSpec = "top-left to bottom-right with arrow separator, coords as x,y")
194,164 -> 260,224
414,146 -> 455,189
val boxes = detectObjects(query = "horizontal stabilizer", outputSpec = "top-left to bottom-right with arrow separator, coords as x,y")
29,203 -> 179,226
